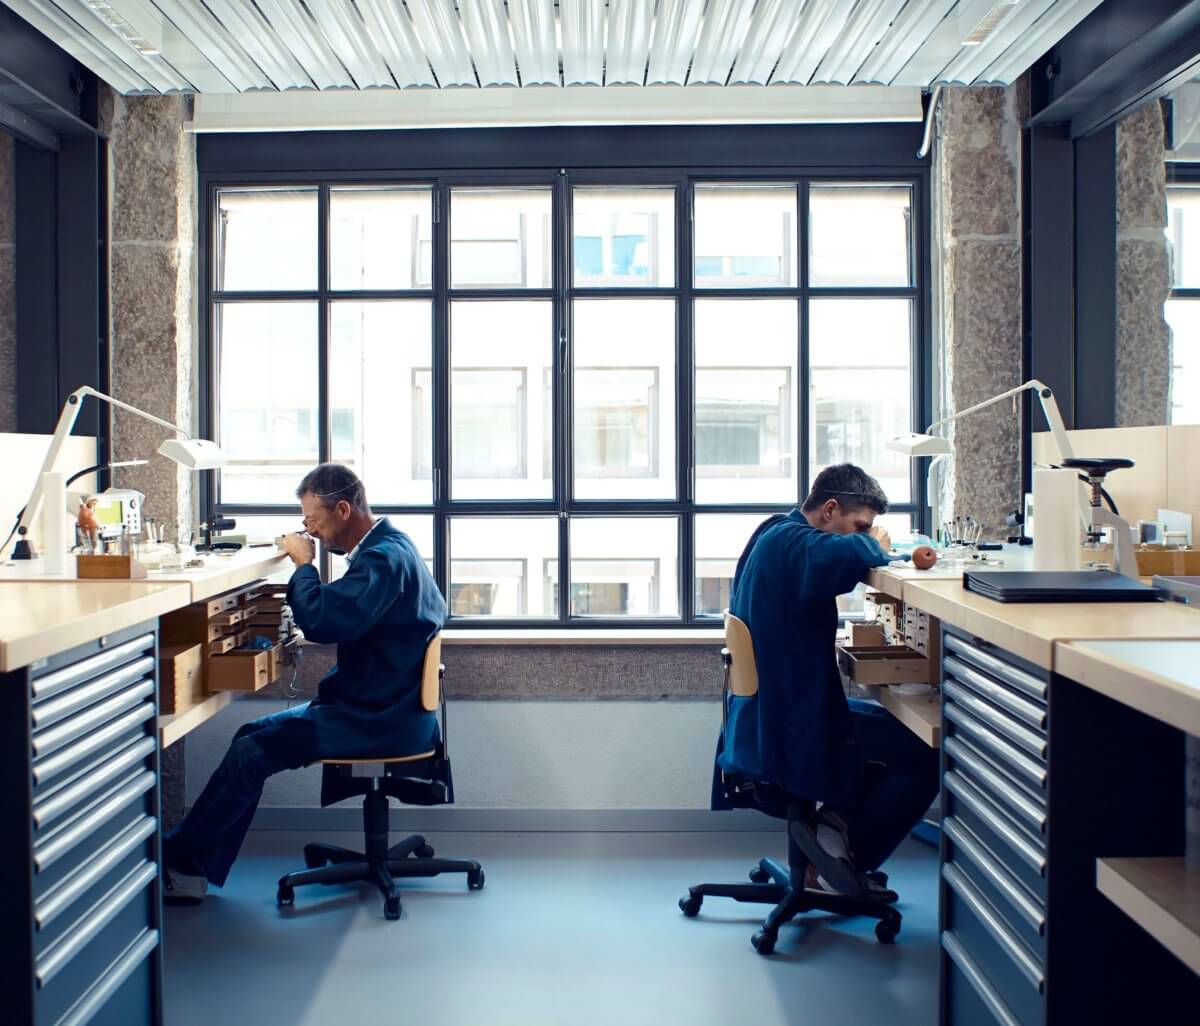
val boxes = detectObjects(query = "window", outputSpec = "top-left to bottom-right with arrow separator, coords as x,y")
207,170 -> 923,625
1166,184 -> 1200,423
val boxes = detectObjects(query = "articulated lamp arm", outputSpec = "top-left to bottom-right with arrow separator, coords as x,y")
926,380 -> 1074,463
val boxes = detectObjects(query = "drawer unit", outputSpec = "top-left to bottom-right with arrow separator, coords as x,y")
837,644 -> 931,685
158,643 -> 203,714
208,647 -> 273,692
1,621 -> 163,1026
941,626 -> 1050,1026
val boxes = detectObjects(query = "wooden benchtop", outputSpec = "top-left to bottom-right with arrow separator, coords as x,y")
0,581 -> 192,672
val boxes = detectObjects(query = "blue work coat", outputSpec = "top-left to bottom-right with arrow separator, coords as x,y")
285,518 -> 447,759
713,510 -> 890,808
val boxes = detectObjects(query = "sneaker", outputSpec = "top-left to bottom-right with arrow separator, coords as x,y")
804,862 -> 897,902
163,865 -> 208,904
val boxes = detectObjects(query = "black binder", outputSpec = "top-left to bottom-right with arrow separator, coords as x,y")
963,570 -> 1161,603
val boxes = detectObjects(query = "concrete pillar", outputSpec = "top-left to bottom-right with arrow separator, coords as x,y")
106,93 -> 196,540
934,84 -> 1025,534
0,132 -> 15,433
1115,101 -> 1172,426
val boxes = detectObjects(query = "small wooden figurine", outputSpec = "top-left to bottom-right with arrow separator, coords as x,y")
77,498 -> 99,551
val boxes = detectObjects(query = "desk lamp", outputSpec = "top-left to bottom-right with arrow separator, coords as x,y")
886,379 -> 1077,539
11,386 -> 227,560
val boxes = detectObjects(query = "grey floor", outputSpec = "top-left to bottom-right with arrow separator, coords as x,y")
163,830 -> 939,1026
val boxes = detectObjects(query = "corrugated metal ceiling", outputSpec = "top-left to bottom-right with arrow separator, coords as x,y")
1,0 -> 1104,97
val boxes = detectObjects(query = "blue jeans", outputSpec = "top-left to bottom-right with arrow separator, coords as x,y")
829,698 -> 941,872
164,703 -> 321,886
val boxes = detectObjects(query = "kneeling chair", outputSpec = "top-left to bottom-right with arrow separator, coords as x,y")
679,612 -> 901,955
276,635 -> 483,920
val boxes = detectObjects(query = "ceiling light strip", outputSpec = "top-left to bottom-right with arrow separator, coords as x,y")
976,0 -> 1105,85
150,0 -> 267,91
936,0 -> 1054,83
60,0 -> 191,92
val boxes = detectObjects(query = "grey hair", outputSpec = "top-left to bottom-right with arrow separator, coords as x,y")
801,463 -> 889,515
296,463 -> 370,514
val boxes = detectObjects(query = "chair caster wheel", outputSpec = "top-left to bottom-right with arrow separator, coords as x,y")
749,866 -> 771,884
875,919 -> 899,944
467,868 -> 485,890
415,843 -> 435,859
303,845 -> 327,869
276,884 -> 294,907
867,870 -> 888,888
751,930 -> 776,955
679,894 -> 702,917
384,896 -> 401,920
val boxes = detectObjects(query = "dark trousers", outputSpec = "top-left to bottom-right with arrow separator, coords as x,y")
830,698 -> 941,872
164,703 -> 320,886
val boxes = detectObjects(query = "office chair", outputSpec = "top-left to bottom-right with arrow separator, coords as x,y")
276,635 -> 484,920
679,612 -> 902,955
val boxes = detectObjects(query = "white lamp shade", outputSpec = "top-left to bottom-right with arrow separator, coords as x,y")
158,437 -> 227,470
886,432 -> 953,457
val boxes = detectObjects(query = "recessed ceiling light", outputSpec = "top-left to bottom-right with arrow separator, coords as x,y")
83,0 -> 160,56
962,0 -> 1023,47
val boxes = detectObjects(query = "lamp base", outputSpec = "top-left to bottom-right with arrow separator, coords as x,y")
11,538 -> 36,560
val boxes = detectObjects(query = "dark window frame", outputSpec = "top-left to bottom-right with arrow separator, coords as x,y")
199,126 -> 930,629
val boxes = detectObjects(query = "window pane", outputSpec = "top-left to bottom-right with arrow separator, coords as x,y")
451,188 -> 552,289
1165,299 -> 1200,424
809,184 -> 912,287
1168,187 -> 1200,288
330,187 -> 432,291
217,302 -> 318,504
216,188 -> 316,292
449,517 -> 556,618
694,298 -> 798,504
331,515 -> 435,581
694,513 -> 768,617
573,299 -> 676,499
568,517 -> 679,617
450,301 -> 553,499
572,187 -> 675,287
330,301 -> 432,505
694,184 -> 796,288
810,299 -> 912,504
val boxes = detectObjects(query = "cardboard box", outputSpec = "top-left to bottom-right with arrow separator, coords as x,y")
1135,547 -> 1200,576
836,645 -> 931,685
207,648 -> 271,692
159,643 -> 203,713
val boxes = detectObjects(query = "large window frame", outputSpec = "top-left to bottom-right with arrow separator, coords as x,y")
200,128 -> 930,629
1165,167 -> 1200,424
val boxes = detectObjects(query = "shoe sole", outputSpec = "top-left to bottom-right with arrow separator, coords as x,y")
789,819 -> 868,898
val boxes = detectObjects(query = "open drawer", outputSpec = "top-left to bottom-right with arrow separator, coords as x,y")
837,644 -> 932,685
207,647 -> 277,692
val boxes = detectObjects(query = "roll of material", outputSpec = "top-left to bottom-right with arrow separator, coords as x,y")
1033,467 -> 1080,571
41,471 -> 68,575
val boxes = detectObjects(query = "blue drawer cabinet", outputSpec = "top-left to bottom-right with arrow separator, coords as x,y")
1,621 -> 163,1026
939,625 -> 1200,1025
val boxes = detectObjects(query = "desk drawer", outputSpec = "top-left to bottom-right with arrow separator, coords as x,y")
943,634 -> 1047,703
944,771 -> 1046,900
943,682 -> 1045,760
944,702 -> 1047,793
945,656 -> 1046,733
944,736 -> 1046,836
944,865 -> 1044,1026
943,932 -> 1033,1026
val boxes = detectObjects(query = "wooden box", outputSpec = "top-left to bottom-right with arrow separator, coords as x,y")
77,554 -> 147,579
207,649 -> 271,692
159,643 -> 203,713
1135,547 -> 1200,576
836,645 -> 931,686
847,622 -> 888,647
209,634 -> 238,656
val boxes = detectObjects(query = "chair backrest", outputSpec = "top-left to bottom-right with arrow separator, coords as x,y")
420,634 -> 443,712
723,612 -> 759,698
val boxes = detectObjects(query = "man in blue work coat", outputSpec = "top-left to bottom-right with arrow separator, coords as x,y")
162,463 -> 446,902
714,463 -> 939,896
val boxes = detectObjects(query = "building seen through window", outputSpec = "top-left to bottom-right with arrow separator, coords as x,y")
210,177 -> 922,622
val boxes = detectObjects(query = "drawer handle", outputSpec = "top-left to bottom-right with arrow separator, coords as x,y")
37,860 -> 157,987
943,682 -> 1046,759
942,931 -> 1023,1026
944,635 -> 1047,701
32,704 -> 154,787
34,736 -> 156,830
945,656 -> 1046,730
34,771 -> 156,873
35,815 -> 156,930
31,682 -> 155,759
944,771 -> 1045,875
944,704 -> 1046,790
31,634 -> 155,702
57,927 -> 159,1026
944,863 -> 1045,992
945,737 -> 1046,834
943,816 -> 1045,934
32,657 -> 155,732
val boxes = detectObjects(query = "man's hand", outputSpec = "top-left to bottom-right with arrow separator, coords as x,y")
280,532 -> 315,567
869,525 -> 892,553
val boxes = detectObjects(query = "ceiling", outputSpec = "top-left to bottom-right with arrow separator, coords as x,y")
2,0 -> 1104,98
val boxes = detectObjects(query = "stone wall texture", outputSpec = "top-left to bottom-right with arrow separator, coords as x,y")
0,132 -> 15,433
1116,101 -> 1172,426
107,94 -> 196,539
935,85 -> 1025,533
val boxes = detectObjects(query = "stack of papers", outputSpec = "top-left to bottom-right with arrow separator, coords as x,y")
963,571 -> 1160,603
